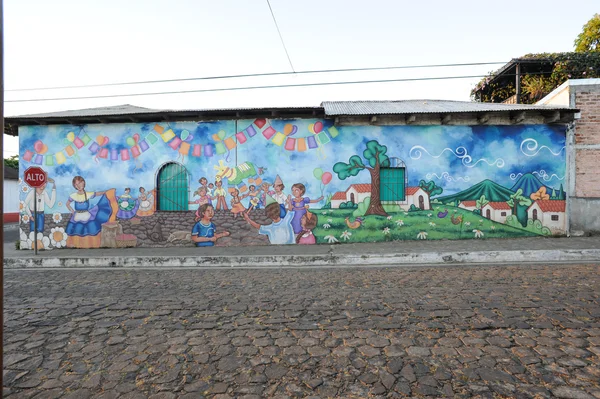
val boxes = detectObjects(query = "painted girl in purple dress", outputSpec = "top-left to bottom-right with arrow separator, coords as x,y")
287,183 -> 323,234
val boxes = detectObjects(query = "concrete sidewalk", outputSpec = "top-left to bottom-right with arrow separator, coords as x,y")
4,236 -> 600,268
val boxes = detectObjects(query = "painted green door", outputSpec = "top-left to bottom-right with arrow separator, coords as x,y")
157,163 -> 189,211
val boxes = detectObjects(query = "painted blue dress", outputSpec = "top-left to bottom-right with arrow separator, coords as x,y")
66,191 -> 114,237
192,221 -> 215,247
116,194 -> 140,220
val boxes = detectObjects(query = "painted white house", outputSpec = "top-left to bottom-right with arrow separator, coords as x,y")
458,200 -> 478,212
481,201 -> 511,224
330,184 -> 430,211
527,200 -> 566,234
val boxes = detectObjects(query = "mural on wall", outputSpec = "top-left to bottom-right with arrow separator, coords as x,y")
18,118 -> 567,249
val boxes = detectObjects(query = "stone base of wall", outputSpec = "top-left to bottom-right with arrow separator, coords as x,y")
21,209 -> 271,249
569,197 -> 600,234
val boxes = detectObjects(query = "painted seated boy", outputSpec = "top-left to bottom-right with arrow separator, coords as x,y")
192,204 -> 230,247
243,198 -> 295,245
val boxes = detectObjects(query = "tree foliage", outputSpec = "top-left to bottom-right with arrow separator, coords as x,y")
476,195 -> 489,210
575,14 -> 600,53
471,52 -> 600,103
4,155 -> 18,169
418,180 -> 443,197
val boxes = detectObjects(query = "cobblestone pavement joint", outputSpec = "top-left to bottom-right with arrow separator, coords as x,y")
3,265 -> 600,398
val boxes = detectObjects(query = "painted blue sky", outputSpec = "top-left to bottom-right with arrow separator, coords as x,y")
19,120 -> 566,213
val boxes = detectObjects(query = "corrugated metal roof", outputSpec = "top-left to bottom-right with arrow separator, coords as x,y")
321,100 -> 576,115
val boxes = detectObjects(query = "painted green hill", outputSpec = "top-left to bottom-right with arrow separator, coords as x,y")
434,179 -> 515,204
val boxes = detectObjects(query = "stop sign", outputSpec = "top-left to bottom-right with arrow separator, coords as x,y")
24,166 -> 47,188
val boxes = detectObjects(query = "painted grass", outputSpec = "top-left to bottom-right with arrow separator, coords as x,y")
311,205 -> 539,244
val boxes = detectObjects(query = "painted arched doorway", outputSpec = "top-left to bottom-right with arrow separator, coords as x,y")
156,162 -> 189,211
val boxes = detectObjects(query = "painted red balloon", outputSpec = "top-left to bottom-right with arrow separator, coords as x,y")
34,140 -> 44,153
321,172 -> 332,185
133,133 -> 140,143
102,136 -> 110,146
314,121 -> 323,133
254,119 -> 266,129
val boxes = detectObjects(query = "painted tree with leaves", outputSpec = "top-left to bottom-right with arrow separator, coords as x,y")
476,195 -> 489,210
418,180 -> 443,209
333,140 -> 390,216
507,188 -> 532,216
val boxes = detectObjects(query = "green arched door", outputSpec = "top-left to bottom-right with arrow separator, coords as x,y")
157,162 -> 189,211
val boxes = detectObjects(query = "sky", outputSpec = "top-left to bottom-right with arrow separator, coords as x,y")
3,0 -> 599,157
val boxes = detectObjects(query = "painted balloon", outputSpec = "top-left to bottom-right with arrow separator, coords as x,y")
66,132 -> 75,142
180,130 -> 189,141
102,136 -> 110,146
308,123 -> 315,134
133,133 -> 140,143
126,137 -> 136,147
321,172 -> 332,185
314,121 -> 323,133
313,167 -> 323,180
34,140 -> 44,153
96,135 -> 104,145
284,124 -> 294,136
39,144 -> 48,155
217,130 -> 226,140
290,125 -> 298,136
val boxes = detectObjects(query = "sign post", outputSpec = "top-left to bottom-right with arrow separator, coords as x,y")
24,166 -> 47,255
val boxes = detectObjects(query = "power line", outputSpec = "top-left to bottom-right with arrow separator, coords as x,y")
5,61 -> 508,92
7,73 -> 493,103
266,0 -> 295,73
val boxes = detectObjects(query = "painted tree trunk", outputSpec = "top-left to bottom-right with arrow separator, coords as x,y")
366,167 -> 388,216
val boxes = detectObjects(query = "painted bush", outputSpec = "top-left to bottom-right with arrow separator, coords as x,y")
18,119 -> 567,249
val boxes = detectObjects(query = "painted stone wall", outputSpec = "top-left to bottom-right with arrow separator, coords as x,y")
18,119 -> 567,250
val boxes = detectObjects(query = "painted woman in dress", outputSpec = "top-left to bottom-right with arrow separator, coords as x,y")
65,176 -> 118,248
230,189 -> 246,218
287,183 -> 324,234
136,186 -> 155,217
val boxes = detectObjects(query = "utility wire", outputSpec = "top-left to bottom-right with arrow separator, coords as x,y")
6,61 -> 508,92
266,0 -> 295,73
7,72 -> 529,103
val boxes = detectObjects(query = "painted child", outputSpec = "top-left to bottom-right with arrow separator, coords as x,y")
23,177 -> 56,233
271,175 -> 288,218
195,186 -> 212,207
230,189 -> 246,218
296,211 -> 318,245
259,182 -> 272,209
242,185 -> 260,211
192,204 -> 230,247
213,180 -> 228,210
196,177 -> 212,206
287,183 -> 324,234
243,201 -> 295,245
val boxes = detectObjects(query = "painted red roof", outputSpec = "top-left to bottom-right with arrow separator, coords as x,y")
348,184 -> 371,193
460,200 -> 477,207
485,201 -> 511,210
406,187 -> 421,195
332,191 -> 346,200
533,200 -> 566,212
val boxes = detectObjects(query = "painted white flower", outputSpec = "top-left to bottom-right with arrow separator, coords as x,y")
323,223 -> 331,229
340,231 -> 352,241
58,202 -> 63,207
427,213 -> 432,218
479,219 -> 483,223
453,209 -> 458,213
52,212 -> 63,223
18,178 -> 22,184
21,185 -> 29,193
25,232 -> 50,250
50,227 -> 68,248
490,225 -> 496,230
383,227 -> 391,235
327,218 -> 333,223
404,212 -> 408,215
429,222 -> 436,227
396,220 -> 404,226
417,231 -> 428,240
464,221 -> 471,226
473,229 -> 484,238
19,200 -> 25,212
21,214 -> 30,223
324,235 -> 338,243
322,212 -> 327,215
387,216 -> 393,220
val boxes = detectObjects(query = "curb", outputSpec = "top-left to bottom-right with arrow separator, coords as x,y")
4,249 -> 600,269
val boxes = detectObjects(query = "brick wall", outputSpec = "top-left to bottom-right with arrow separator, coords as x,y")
574,88 -> 600,198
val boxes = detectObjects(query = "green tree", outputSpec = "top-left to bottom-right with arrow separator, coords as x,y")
4,155 -> 18,169
475,194 -> 489,210
333,140 -> 389,216
418,180 -> 443,209
575,14 -> 600,53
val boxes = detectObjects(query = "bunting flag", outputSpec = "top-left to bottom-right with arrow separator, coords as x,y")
22,119 -> 342,166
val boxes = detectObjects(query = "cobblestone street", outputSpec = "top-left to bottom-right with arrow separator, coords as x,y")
4,264 -> 600,398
